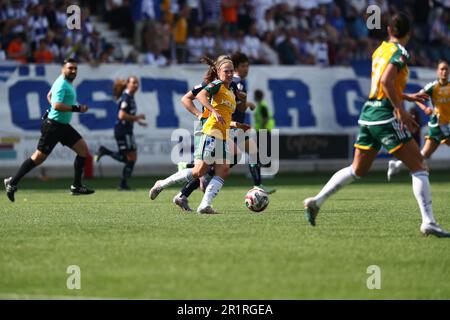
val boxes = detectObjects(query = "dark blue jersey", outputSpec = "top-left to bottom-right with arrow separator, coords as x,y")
114,90 -> 137,134
231,75 -> 247,123
191,81 -> 207,96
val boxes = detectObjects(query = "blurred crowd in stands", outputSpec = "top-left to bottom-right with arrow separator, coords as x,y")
0,0 -> 449,67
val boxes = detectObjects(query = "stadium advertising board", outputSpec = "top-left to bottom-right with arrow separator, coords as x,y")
0,63 -> 445,166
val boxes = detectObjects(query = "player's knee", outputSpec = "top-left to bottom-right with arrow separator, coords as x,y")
216,166 -> 230,179
31,150 -> 47,165
192,165 -> 208,178
126,152 -> 137,162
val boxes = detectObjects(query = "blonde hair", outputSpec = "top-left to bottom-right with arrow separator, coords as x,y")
200,55 -> 233,83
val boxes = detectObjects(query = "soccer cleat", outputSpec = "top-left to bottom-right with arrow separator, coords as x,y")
256,184 -> 276,194
173,194 -> 193,212
387,160 -> 400,182
149,180 -> 163,200
304,197 -> 320,226
4,177 -> 17,202
420,222 -> 450,238
94,146 -> 107,162
70,185 -> 95,195
197,205 -> 220,214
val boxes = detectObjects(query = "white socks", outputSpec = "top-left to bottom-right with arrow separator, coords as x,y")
315,166 -> 359,207
392,159 -> 404,170
199,176 -> 224,208
312,165 -> 436,226
412,171 -> 436,225
159,168 -> 193,189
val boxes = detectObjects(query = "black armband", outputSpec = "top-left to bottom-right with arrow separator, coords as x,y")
72,105 -> 81,112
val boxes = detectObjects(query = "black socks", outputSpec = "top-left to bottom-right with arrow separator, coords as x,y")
73,155 -> 86,187
11,158 -> 37,186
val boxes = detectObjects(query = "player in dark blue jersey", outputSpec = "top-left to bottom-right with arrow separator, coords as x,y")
95,76 -> 147,190
230,52 -> 276,194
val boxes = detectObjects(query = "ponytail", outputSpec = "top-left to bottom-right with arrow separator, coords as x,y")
113,79 -> 127,100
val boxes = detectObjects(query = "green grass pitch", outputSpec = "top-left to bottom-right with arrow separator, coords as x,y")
1,171 -> 449,299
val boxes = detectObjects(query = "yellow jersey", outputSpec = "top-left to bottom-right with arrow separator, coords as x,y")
423,81 -> 450,124
202,80 -> 236,140
359,41 -> 410,124
369,41 -> 409,101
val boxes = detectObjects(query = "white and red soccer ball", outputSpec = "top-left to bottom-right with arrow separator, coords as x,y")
245,187 -> 269,212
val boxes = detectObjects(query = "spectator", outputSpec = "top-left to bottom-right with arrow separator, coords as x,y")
242,23 -> 262,63
27,4 -> 49,48
186,26 -> 204,62
237,0 -> 254,33
141,20 -> 159,54
5,0 -> 27,35
258,8 -> 276,35
0,41 -> 6,61
125,49 -> 140,63
187,0 -> 201,29
156,15 -> 172,61
304,31 -> 329,66
217,26 -> 239,56
33,39 -> 53,64
329,5 -> 346,36
54,1 -> 68,33
275,28 -> 299,65
221,0 -> 238,34
105,0 -> 134,38
173,5 -> 190,63
259,32 -> 279,64
99,43 -> 116,63
202,27 -> 216,58
44,31 -> 60,62
143,47 -> 168,66
201,0 -> 221,28
7,33 -> 27,63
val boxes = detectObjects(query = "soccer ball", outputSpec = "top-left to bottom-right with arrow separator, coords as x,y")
245,187 -> 269,212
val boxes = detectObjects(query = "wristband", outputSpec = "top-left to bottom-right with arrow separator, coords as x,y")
72,105 -> 81,112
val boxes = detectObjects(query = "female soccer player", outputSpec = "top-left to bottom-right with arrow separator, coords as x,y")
230,52 -> 276,194
303,13 -> 450,237
173,55 -> 249,212
95,76 -> 147,190
149,57 -> 243,214
387,60 -> 450,180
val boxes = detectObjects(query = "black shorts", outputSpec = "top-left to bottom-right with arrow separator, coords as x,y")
37,119 -> 82,155
115,131 -> 136,152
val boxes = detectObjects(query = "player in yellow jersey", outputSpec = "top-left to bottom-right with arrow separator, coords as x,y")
172,55 -> 242,211
388,60 -> 450,179
303,13 -> 450,237
149,57 -> 248,214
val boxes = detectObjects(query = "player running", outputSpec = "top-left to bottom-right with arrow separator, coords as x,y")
303,13 -> 450,237
94,76 -> 147,190
172,55 -> 249,212
149,57 -> 248,214
230,52 -> 276,194
387,60 -> 450,180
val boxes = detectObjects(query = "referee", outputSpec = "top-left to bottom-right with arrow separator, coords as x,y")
4,58 -> 94,202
